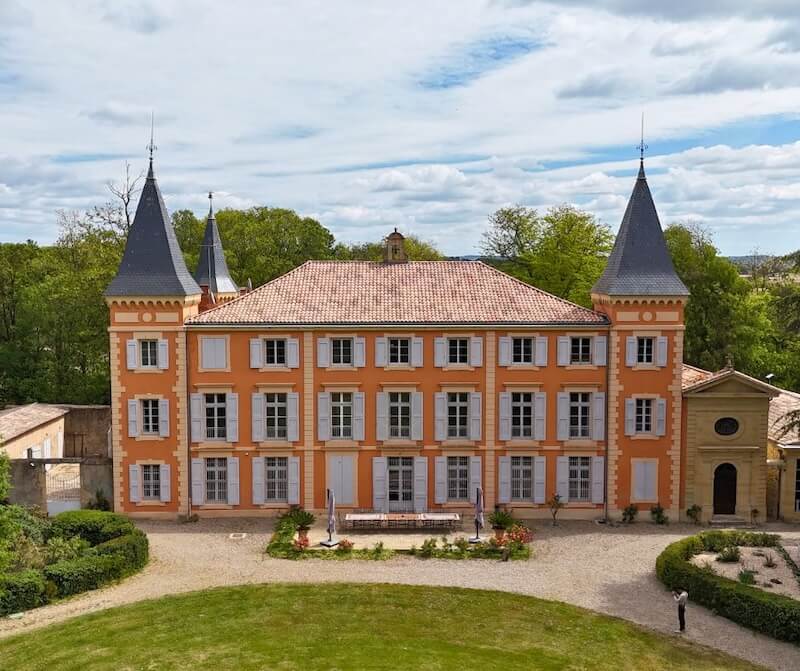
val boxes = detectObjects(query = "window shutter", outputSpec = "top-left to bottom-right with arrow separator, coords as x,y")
287,338 -> 300,368
413,456 -> 428,512
317,392 -> 331,441
287,392 -> 299,442
376,392 -> 388,441
224,393 -> 238,443
434,456 -> 447,504
498,337 -> 511,366
592,392 -> 605,441
352,392 -> 365,441
534,392 -> 547,441
226,457 -> 240,505
594,336 -> 607,366
498,392 -> 512,441
534,456 -> 546,504
469,392 -> 482,441
158,398 -> 170,437
372,456 -> 387,511
434,392 -> 447,441
470,337 -> 483,367
251,393 -> 265,442
626,337 -> 637,366
338,455 -> 355,505
656,336 -> 668,367
469,456 -> 482,503
556,392 -> 569,441
591,456 -> 605,504
126,339 -> 138,370
249,338 -> 263,368
190,393 -> 203,442
157,339 -> 169,370
411,391 -> 423,441
252,456 -> 265,505
354,337 -> 366,367
317,338 -> 330,368
159,464 -> 171,502
287,457 -> 300,504
645,461 -> 657,500
498,456 -> 511,503
411,337 -> 424,367
656,398 -> 667,436
557,336 -> 569,366
556,456 -> 569,502
127,399 -> 139,437
535,336 -> 548,367
128,464 -> 140,503
625,398 -> 636,436
375,337 -> 387,366
201,338 -> 213,369
434,337 -> 446,367
633,461 -> 645,501
191,458 -> 205,505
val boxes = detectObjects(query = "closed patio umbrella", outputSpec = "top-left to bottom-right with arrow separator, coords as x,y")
321,487 -> 338,547
470,486 -> 484,543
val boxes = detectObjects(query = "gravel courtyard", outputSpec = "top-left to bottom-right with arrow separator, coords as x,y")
2,518 -> 799,671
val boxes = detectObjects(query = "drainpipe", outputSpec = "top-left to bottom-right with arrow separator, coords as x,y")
603,328 -> 610,522
185,329 -> 193,520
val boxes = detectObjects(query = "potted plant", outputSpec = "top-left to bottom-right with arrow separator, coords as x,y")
488,510 -> 514,540
289,508 -> 316,541
547,494 -> 564,527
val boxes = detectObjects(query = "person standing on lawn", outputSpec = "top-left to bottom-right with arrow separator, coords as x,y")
673,589 -> 688,632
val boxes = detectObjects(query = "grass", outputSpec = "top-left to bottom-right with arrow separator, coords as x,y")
0,583 -> 764,671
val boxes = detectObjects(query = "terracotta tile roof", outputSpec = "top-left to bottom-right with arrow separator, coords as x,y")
0,403 -> 68,444
187,261 -> 609,326
681,364 -> 714,388
769,388 -> 800,445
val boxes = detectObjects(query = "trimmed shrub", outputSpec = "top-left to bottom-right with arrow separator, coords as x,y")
92,529 -> 148,570
0,570 -> 46,614
49,510 -> 134,545
44,554 -> 128,598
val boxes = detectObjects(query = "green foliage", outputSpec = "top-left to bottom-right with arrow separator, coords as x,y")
763,552 -> 777,569
48,509 -> 135,545
44,553 -> 128,598
650,504 -> 668,525
0,569 -> 47,614
42,536 -> 90,565
333,235 -> 443,262
287,508 -> 315,530
488,510 -> 514,530
419,538 -> 437,558
700,530 -> 779,552
738,569 -> 756,585
686,504 -> 702,524
621,504 -> 638,523
0,451 -> 10,502
717,546 -> 741,563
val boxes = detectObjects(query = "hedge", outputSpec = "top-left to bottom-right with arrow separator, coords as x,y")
0,570 -> 47,615
656,531 -> 800,643
48,510 -> 135,545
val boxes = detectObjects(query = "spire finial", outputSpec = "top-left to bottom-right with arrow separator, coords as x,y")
208,191 -> 214,218
636,112 -> 648,163
146,112 -> 157,169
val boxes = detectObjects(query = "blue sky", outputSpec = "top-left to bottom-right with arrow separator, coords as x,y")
3,1 -> 800,256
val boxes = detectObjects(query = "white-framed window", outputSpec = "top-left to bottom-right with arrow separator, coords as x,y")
387,456 -> 414,508
389,391 -> 411,438
447,455 -> 469,501
512,337 -> 534,364
511,456 -> 533,501
635,398 -> 653,433
569,392 -> 591,439
637,336 -> 654,365
265,393 -> 288,439
141,399 -> 160,435
265,456 -> 288,502
511,392 -> 534,438
200,336 -> 227,369
331,392 -> 353,439
205,457 -> 228,503
568,456 -> 592,501
570,336 -> 592,364
140,339 -> 158,368
331,338 -> 353,365
264,339 -> 287,366
141,464 -> 161,500
448,338 -> 469,364
447,392 -> 469,439
388,337 -> 410,364
204,393 -> 226,440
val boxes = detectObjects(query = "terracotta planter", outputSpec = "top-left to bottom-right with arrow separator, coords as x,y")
493,527 -> 505,541
298,527 -> 309,541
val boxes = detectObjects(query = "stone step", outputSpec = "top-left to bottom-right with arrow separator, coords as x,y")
709,515 -> 750,528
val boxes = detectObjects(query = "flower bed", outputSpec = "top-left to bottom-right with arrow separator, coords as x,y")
656,530 -> 800,643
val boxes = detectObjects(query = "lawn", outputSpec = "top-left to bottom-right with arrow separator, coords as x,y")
0,583 -> 763,671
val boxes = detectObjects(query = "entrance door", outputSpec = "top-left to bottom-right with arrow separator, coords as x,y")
713,463 -> 737,515
387,456 -> 414,512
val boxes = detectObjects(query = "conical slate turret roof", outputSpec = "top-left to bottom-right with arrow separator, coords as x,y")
105,160 -> 201,297
194,195 -> 238,295
592,161 -> 688,297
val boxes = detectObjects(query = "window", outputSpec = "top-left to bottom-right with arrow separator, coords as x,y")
715,417 -> 739,437
447,392 -> 469,439
331,338 -> 353,365
447,456 -> 469,501
570,337 -> 592,364
388,392 -> 411,438
141,399 -> 160,434
388,338 -> 410,364
511,392 -> 534,438
201,337 -> 226,369
142,464 -> 161,500
140,339 -> 158,367
636,336 -> 654,365
511,456 -> 533,501
265,456 -> 288,502
512,337 -> 534,364
265,393 -> 288,439
205,457 -> 227,503
635,398 -> 653,433
264,339 -> 286,366
448,338 -> 469,364
633,459 -> 657,501
568,456 -> 591,501
569,392 -> 591,439
387,456 -> 414,509
331,392 -> 353,439
204,393 -> 226,440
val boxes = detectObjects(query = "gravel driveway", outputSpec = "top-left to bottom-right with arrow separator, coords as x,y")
2,519 -> 800,671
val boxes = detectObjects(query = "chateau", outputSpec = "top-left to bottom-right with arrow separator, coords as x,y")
104,155 -> 798,523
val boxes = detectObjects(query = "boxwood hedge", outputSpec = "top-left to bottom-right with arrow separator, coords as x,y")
656,530 -> 800,643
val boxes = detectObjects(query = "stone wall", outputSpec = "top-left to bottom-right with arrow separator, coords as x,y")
57,405 -> 110,457
79,457 -> 114,508
8,460 -> 47,509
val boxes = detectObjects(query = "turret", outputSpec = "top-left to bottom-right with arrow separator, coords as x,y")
194,192 -> 238,310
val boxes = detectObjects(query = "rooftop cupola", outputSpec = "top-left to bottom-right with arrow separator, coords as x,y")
194,192 -> 238,301
384,228 -> 407,264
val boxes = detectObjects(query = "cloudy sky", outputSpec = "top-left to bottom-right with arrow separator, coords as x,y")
3,1 -> 800,256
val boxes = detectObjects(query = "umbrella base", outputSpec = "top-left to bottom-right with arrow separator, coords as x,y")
468,536 -> 482,544
320,538 -> 340,548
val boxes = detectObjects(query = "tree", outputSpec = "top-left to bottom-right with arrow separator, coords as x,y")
333,235 -> 443,262
482,205 -> 613,307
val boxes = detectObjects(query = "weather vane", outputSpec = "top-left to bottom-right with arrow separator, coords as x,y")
147,112 -> 157,160
637,112 -> 648,161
